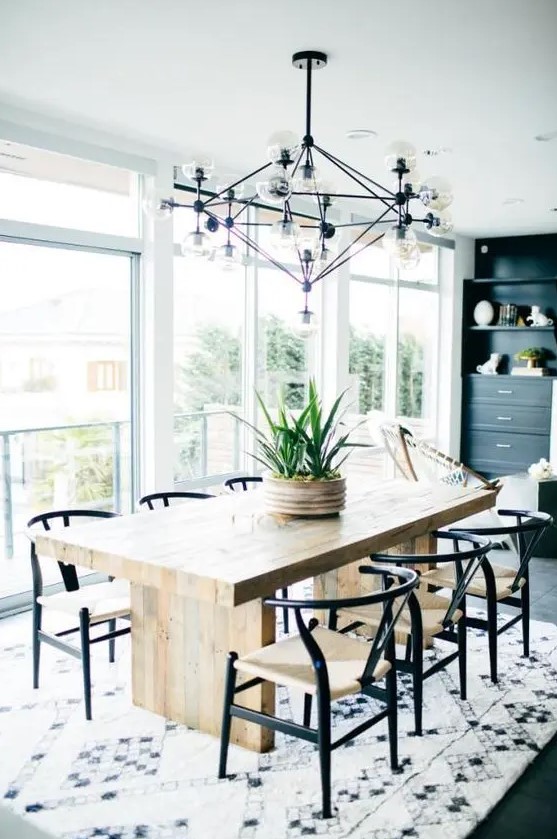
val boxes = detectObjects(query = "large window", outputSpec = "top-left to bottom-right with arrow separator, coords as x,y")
348,240 -> 440,478
0,242 -> 135,600
173,231 -> 245,482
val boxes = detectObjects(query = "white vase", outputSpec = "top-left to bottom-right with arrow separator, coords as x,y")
473,300 -> 494,326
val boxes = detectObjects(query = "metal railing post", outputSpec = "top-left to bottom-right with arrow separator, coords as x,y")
233,416 -> 241,471
112,422 -> 122,513
1,433 -> 14,559
201,415 -> 208,476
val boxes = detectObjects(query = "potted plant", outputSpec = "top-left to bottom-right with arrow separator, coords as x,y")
514,347 -> 546,369
249,379 -> 366,516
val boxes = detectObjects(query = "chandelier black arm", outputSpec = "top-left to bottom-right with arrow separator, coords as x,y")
223,220 -> 303,284
333,219 -> 398,228
289,146 -> 306,180
312,203 -> 396,283
314,147 -> 397,215
231,193 -> 259,221
307,147 -> 326,228
291,193 -> 395,201
202,161 -> 274,209
313,144 -> 398,200
314,231 -> 386,285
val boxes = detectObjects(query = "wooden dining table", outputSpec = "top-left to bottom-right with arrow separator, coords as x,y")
35,478 -> 496,752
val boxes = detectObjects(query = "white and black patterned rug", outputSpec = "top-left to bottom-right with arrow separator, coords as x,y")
1,611 -> 557,839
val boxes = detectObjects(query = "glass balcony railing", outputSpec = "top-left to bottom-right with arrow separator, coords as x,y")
0,410 -> 243,602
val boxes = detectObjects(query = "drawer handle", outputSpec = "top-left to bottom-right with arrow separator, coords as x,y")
496,443 -> 511,448
496,416 -> 512,421
497,389 -> 513,394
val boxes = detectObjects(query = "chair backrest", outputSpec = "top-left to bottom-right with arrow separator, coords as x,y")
450,509 -> 552,594
138,491 -> 216,510
380,421 -> 499,491
373,530 -> 492,628
264,565 -> 418,692
224,476 -> 263,492
27,509 -> 119,595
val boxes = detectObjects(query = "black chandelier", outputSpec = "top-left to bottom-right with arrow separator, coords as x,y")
144,50 -> 454,326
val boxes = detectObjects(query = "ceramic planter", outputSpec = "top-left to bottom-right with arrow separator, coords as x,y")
262,474 -> 346,517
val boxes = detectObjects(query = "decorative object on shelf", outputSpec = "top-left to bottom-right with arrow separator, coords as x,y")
476,352 -> 503,375
527,305 -> 554,327
473,299 -> 495,326
528,458 -> 554,481
143,51 -> 454,326
516,314 -> 526,327
249,378 -> 366,516
497,303 -> 518,327
512,347 -> 549,375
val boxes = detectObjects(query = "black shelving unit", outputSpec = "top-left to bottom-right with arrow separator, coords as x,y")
461,276 -> 557,478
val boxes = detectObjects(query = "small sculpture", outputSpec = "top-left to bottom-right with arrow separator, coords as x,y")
476,352 -> 502,375
528,458 -> 554,480
473,300 -> 494,326
527,305 -> 553,327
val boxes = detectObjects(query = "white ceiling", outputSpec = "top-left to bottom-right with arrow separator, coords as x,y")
1,0 -> 557,238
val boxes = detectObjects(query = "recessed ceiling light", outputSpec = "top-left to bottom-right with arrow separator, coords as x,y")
423,147 -> 452,156
345,129 -> 378,140
503,197 -> 524,206
535,130 -> 557,142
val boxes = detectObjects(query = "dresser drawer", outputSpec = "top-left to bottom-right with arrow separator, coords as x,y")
465,430 -> 549,470
465,402 -> 550,435
465,376 -> 552,406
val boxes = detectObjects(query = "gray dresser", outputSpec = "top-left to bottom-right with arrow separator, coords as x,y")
462,375 -> 553,478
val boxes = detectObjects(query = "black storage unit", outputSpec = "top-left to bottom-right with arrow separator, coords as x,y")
461,280 -> 557,479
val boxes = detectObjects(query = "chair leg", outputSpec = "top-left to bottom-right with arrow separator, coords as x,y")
218,653 -> 238,779
458,611 -> 467,702
32,602 -> 42,689
108,618 -> 116,663
407,593 -> 424,737
484,564 -> 498,684
412,633 -> 423,737
316,689 -> 332,819
281,588 -> 289,634
386,663 -> 398,770
79,608 -> 92,721
521,579 -> 530,658
303,693 -> 313,727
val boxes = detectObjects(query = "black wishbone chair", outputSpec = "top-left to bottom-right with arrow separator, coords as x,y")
28,509 -> 130,720
331,531 -> 492,736
224,476 -> 263,492
424,509 -> 552,682
138,491 -> 216,509
218,565 -> 418,819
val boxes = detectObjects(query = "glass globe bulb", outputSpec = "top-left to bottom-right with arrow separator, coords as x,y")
396,244 -> 421,270
180,230 -> 211,258
266,130 -> 300,164
256,166 -> 292,205
382,225 -> 417,256
215,242 -> 240,270
296,226 -> 321,255
215,175 -> 245,201
429,209 -> 454,237
269,219 -> 300,254
142,187 -> 173,220
395,169 -> 422,195
181,155 -> 215,181
293,308 -> 319,338
292,162 -> 322,193
420,176 -> 453,211
316,245 -> 336,269
316,179 -> 337,207
384,140 -> 417,173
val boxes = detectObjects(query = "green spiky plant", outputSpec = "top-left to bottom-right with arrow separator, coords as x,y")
248,378 -> 368,480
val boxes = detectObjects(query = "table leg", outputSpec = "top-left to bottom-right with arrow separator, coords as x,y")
130,583 -> 275,752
